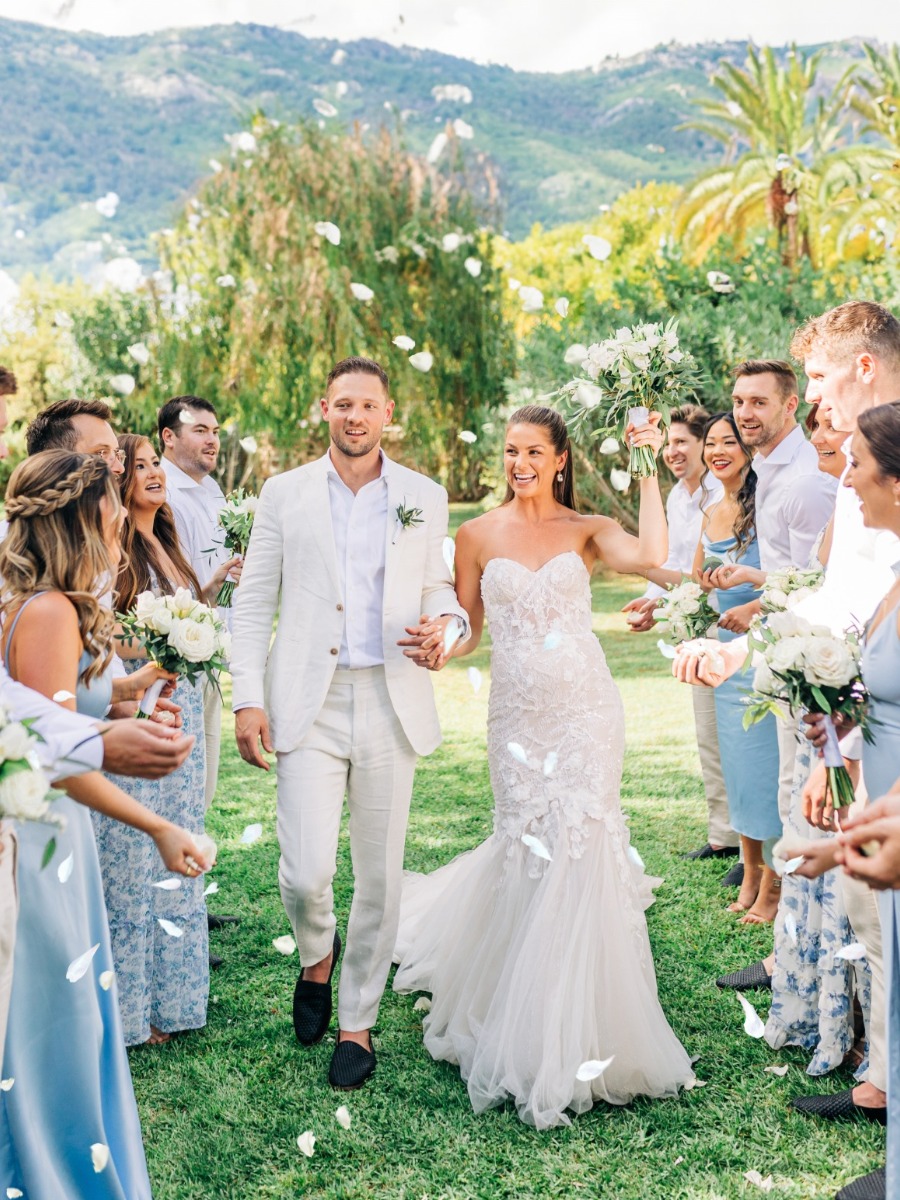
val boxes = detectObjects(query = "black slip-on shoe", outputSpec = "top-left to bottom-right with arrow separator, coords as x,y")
329,1035 -> 376,1090
292,930 -> 342,1047
683,843 -> 741,860
835,1168 -> 886,1200
721,861 -> 745,888
209,954 -> 223,970
716,961 -> 772,990
208,914 -> 241,930
792,1090 -> 887,1126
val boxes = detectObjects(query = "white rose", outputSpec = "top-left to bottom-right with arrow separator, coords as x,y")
803,638 -> 856,688
242,496 -> 259,514
150,606 -> 175,636
753,661 -> 779,696
769,637 -> 807,673
217,630 -> 232,660
764,587 -> 789,611
170,588 -> 196,619
168,618 -> 216,663
766,611 -> 812,639
0,768 -> 50,821
135,591 -> 158,622
0,722 -> 34,763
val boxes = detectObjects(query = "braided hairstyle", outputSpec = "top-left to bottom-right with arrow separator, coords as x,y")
0,450 -> 118,681
700,411 -> 758,556
503,405 -> 578,511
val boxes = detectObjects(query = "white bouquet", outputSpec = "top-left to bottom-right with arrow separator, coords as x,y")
654,580 -> 719,645
118,590 -> 232,718
210,488 -> 257,607
761,566 -> 824,614
0,707 -> 60,866
559,319 -> 701,477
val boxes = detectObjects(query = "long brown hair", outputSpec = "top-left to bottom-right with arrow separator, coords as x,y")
503,405 -> 578,511
115,433 -> 202,612
701,411 -> 758,555
0,450 -> 117,681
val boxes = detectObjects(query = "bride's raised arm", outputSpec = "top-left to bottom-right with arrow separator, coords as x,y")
448,521 -> 485,657
590,472 -> 668,574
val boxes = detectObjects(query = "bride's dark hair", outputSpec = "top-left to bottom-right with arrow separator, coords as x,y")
700,411 -> 757,555
503,405 -> 578,511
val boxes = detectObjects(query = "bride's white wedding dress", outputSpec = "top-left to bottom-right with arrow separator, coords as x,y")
393,551 -> 695,1129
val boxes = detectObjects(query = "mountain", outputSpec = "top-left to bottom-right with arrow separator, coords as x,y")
0,18 -> 868,278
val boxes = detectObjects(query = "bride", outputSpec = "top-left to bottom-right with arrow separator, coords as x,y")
393,404 -> 696,1129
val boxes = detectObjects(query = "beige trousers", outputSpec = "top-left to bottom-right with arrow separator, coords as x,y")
202,676 -> 222,811
691,684 -> 738,848
276,666 -> 418,1032
776,715 -> 801,833
0,825 -> 18,1073
843,864 -> 888,1092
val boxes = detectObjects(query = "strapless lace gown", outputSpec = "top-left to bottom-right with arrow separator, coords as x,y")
393,551 -> 695,1128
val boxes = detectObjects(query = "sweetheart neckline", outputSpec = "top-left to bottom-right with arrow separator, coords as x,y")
482,551 -> 589,578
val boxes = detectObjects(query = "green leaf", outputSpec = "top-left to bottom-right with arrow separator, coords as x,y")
41,836 -> 57,870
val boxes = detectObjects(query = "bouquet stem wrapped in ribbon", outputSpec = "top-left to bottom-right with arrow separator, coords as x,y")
209,489 -> 258,608
119,590 -> 232,720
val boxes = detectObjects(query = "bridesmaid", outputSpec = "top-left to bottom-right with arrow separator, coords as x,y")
692,412 -> 782,922
0,450 -> 205,1200
94,434 -> 227,1046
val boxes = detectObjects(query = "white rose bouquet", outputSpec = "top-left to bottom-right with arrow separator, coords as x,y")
559,318 -> 702,477
654,580 -> 719,645
743,611 -> 870,810
211,488 -> 258,607
0,707 -> 59,866
118,589 -> 232,718
760,566 -> 824,615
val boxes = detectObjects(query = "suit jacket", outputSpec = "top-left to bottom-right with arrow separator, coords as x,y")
230,452 -> 467,757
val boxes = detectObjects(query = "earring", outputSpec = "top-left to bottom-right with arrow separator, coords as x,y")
557,472 -> 564,483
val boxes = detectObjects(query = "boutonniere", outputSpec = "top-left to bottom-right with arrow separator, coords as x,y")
393,501 -> 424,544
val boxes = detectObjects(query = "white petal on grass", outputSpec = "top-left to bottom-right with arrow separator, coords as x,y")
314,221 -> 341,246
464,257 -> 482,277
522,833 -> 552,861
674,1156 -> 685,1166
426,133 -> 448,164
99,970 -> 114,991
743,1170 -> 774,1193
518,286 -> 543,312
273,934 -> 297,955
737,992 -> 766,1038
781,856 -> 805,875
350,282 -> 374,303
555,297 -> 569,317
108,374 -> 135,396
543,752 -> 558,777
507,742 -> 528,764
452,118 -> 474,138
393,335 -> 415,351
91,1144 -> 110,1173
575,1056 -> 614,1081
204,880 -> 219,897
835,942 -> 866,961
313,98 -> 338,117
610,469 -> 631,493
57,852 -> 74,883
442,536 -> 455,574
458,430 -> 477,444
239,436 -> 258,454
683,1077 -> 707,1089
241,823 -> 263,844
0,1078 -> 14,1091
297,1130 -> 316,1157
582,234 -> 612,261
785,912 -> 798,944
543,630 -> 563,651
599,437 -> 620,455
216,274 -> 236,287
67,944 -> 100,982
441,232 -> 462,252
467,667 -> 482,694
157,918 -> 183,938
413,995 -> 432,1012
408,351 -> 433,372
657,640 -> 677,660
95,192 -> 119,218
764,1064 -> 789,1076
335,1105 -> 352,1129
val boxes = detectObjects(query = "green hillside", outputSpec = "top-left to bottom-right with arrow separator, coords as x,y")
0,18 -> 870,276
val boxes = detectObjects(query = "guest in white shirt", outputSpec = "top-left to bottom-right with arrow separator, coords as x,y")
622,404 -> 735,861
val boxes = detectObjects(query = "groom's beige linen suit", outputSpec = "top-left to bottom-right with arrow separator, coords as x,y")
231,451 -> 467,1030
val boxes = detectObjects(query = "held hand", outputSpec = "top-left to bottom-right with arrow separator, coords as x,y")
709,564 -> 762,591
837,814 -> 900,888
801,763 -> 838,829
398,613 -> 454,671
621,597 -> 658,633
150,696 -> 183,728
152,823 -> 211,877
624,411 -> 663,457
716,601 -> 758,634
775,837 -> 840,879
672,638 -> 743,687
99,720 -> 195,779
803,710 -> 856,751
235,707 -> 274,771
209,555 -> 244,594
114,661 -> 178,704
842,794 -> 900,829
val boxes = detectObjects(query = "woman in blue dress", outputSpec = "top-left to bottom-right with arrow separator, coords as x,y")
0,450 -> 207,1200
692,412 -> 782,923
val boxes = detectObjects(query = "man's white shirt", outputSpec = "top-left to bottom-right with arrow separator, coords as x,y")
643,476 -> 724,600
752,425 -> 837,572
161,457 -> 227,591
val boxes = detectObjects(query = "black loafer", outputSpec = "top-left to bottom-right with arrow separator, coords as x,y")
329,1035 -> 376,1090
293,930 -> 341,1046
683,843 -> 740,860
792,1089 -> 887,1126
716,961 -> 772,990
208,914 -> 241,930
721,862 -> 745,888
836,1167 -> 886,1200
209,953 -> 223,970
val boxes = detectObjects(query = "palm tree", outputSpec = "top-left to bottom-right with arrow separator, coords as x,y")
676,44 -> 887,267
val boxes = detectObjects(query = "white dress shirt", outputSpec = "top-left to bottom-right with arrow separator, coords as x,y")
161,457 -> 228,591
643,476 -> 724,600
326,452 -> 389,669
752,425 -> 838,571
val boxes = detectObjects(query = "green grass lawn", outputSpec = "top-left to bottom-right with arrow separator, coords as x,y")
130,571 -> 884,1199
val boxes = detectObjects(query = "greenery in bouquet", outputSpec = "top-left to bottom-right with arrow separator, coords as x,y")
212,489 -> 258,607
118,589 -> 232,717
743,611 -> 871,809
654,580 -> 719,645
558,318 -> 703,478
760,565 -> 825,614
0,707 -> 60,866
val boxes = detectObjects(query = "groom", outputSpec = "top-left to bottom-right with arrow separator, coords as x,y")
231,356 -> 468,1089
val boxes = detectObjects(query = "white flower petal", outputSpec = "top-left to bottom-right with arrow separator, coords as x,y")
657,640 -> 677,660
91,1144 -> 110,1173
297,1130 -> 316,1157
575,1056 -> 614,1082
507,277 -> 521,292
66,943 -> 100,983
599,437 -> 620,455
108,373 -> 135,396
194,833 -> 217,868
427,133 -> 448,164
442,536 -> 455,575
273,934 -> 297,955
157,918 -> 183,938
204,880 -> 219,897
507,742 -> 528,764
464,256 -> 482,277
152,878 -> 182,890
57,852 -> 74,883
452,118 -> 473,138
413,995 -> 432,1012
350,282 -> 374,303
522,833 -> 552,861
7,1187 -> 23,1198
543,631 -> 563,651
518,286 -> 543,312
408,351 -> 433,372
555,297 -> 569,318
467,667 -> 482,694
331,48 -> 346,66
563,342 -> 588,365
458,430 -> 477,444
314,220 -> 341,246
392,335 -> 415,351
582,234 -> 612,261
209,158 -> 223,173
441,232 -> 462,252
313,98 -> 338,117
610,469 -> 631,493
216,274 -> 236,288
95,192 -> 119,218
99,970 -> 114,991
127,342 -> 150,365
781,856 -> 805,875
737,992 -> 766,1038
335,1104 -> 352,1129
835,942 -> 866,961
743,1170 -> 774,1192
239,436 -> 258,454
543,751 -> 558,777
0,1078 -> 14,1091
764,1064 -> 789,1076
241,823 -> 263,844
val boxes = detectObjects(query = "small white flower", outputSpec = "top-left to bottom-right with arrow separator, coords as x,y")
350,282 -> 374,303
452,118 -> 473,138
464,257 -> 482,277
0,721 -> 32,762
216,274 -> 236,288
225,131 -> 257,153
431,83 -> 472,104
314,221 -> 341,246
706,270 -> 735,294
441,232 -> 462,252
95,192 -> 119,218
168,617 -> 216,663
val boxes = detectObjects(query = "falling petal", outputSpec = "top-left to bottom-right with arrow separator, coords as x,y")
408,351 -> 433,372
575,1057 -> 614,1082
764,1064 -> 789,1076
53,310 -> 74,329
743,1170 -> 774,1192
335,1105 -> 352,1129
313,98 -> 338,117
157,918 -> 183,938
452,118 -> 473,138
522,833 -> 552,861
657,640 -> 677,660
6,1188 -> 21,1197
128,342 -> 150,366
426,133 -> 448,164
91,1144 -> 110,1173
706,270 -> 735,294
467,667 -> 482,694
737,992 -> 766,1038
314,221 -> 341,246
393,335 -> 415,351
835,942 -> 866,961
674,1156 -> 684,1166
216,274 -> 236,288
330,47 -> 346,65
508,277 -> 521,292
239,436 -> 258,454
441,233 -> 462,252
519,286 -> 543,312
599,437 -> 620,455
57,852 -> 74,883
781,856 -> 804,875
555,297 -> 569,317
66,944 -> 100,983
464,257 -> 482,277
204,880 -> 219,897
683,1077 -> 707,1089
99,970 -> 114,991
241,823 -> 263,844
443,620 -> 463,656
153,877 -> 182,891
785,912 -> 798,944
610,469 -> 631,493
413,995 -> 432,1012
543,751 -> 558,777
507,742 -> 528,764
563,342 -> 588,365
431,83 -> 472,104
627,844 -> 645,870
108,374 -> 135,396
442,536 -> 455,574
350,282 -> 374,303
209,158 -> 223,172
194,833 -> 217,867
582,234 -> 612,261
543,630 -> 563,650
296,1130 -> 316,1157
272,934 -> 297,955
95,192 -> 119,218
458,430 -> 477,444
0,1078 -> 14,1091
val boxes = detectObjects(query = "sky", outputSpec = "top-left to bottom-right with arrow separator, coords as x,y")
1,0 -> 898,72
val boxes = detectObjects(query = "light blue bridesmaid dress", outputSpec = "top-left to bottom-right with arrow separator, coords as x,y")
0,595 -> 152,1200
703,531 -> 782,842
